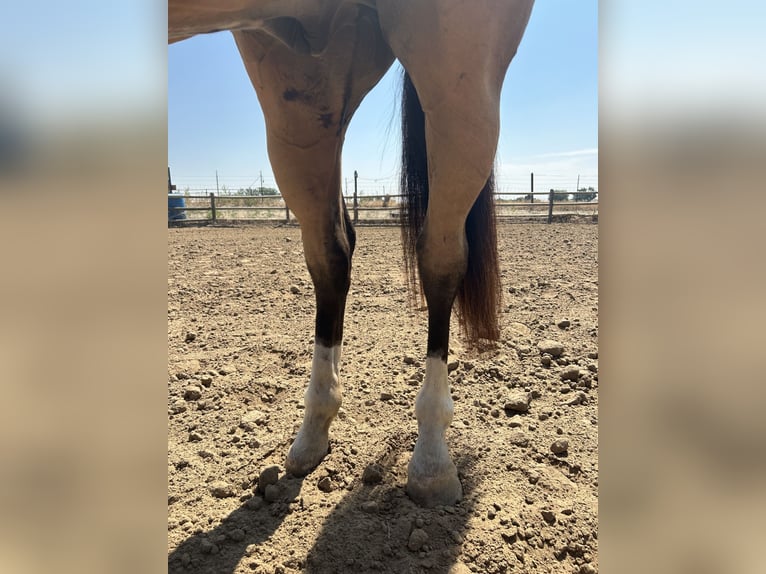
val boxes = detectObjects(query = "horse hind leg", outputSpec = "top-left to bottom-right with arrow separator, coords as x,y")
379,0 -> 533,506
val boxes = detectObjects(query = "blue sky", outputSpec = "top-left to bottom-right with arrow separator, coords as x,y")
168,1 -> 598,195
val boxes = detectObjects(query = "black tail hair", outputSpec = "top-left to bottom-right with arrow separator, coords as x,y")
399,71 -> 501,344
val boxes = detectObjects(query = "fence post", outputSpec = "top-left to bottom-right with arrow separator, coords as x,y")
547,189 -> 554,224
353,170 -> 359,224
530,172 -> 534,204
210,192 -> 216,222
285,201 -> 290,223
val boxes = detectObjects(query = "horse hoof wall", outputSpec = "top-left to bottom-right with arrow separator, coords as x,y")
406,467 -> 463,508
285,439 -> 329,477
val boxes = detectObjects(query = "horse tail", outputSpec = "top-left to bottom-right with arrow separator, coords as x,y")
399,70 -> 501,344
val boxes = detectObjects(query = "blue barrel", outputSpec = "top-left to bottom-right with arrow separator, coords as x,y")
168,195 -> 187,220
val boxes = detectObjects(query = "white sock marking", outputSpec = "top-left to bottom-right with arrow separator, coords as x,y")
411,357 -> 454,475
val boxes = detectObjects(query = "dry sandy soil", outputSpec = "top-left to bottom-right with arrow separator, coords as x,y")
168,223 -> 598,574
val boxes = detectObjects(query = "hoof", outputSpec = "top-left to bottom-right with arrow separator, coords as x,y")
285,434 -> 329,477
406,463 -> 463,508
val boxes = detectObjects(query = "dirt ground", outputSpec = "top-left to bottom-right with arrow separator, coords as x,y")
168,223 -> 598,574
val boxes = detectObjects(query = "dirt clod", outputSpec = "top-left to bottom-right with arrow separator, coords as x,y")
210,481 -> 236,499
504,392 -> 531,413
551,439 -> 570,454
317,476 -> 333,492
258,465 -> 280,493
362,464 -> 383,485
537,339 -> 565,357
408,528 -> 429,552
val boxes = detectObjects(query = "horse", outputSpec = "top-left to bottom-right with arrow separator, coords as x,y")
169,0 -> 534,507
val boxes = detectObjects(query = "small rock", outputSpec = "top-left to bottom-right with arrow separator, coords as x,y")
447,358 -> 460,372
508,431 -> 530,447
171,399 -> 187,414
210,481 -> 236,499
258,465 -> 280,493
504,392 -> 530,413
537,340 -> 565,357
198,449 -> 214,459
188,431 -> 203,442
263,484 -> 280,502
240,410 -> 267,431
541,509 -> 556,524
551,439 -> 569,455
541,355 -> 552,367
229,528 -> 245,542
408,528 -> 429,552
380,392 -> 394,401
317,476 -> 333,492
361,501 -> 379,513
403,355 -> 417,365
587,351 -> 598,359
245,496 -> 263,510
560,366 -> 581,381
289,285 -> 300,294
185,332 -> 197,343
200,375 -> 213,387
580,565 -> 597,574
557,319 -> 570,329
183,386 -> 202,401
362,464 -> 383,485
487,508 -> 497,520
564,391 -> 587,406
200,539 -> 218,554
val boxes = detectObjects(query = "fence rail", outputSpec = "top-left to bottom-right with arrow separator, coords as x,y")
168,173 -> 598,224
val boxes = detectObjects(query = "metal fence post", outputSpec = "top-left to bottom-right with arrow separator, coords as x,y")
210,192 -> 216,222
547,189 -> 554,224
530,172 -> 534,204
353,170 -> 359,224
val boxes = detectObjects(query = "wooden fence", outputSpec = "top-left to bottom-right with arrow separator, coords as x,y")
168,189 -> 598,224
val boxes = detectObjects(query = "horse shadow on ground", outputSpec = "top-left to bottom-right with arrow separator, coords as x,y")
168,472 -> 306,574
168,432 -> 480,574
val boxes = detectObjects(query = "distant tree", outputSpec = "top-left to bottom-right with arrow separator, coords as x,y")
573,187 -> 597,202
